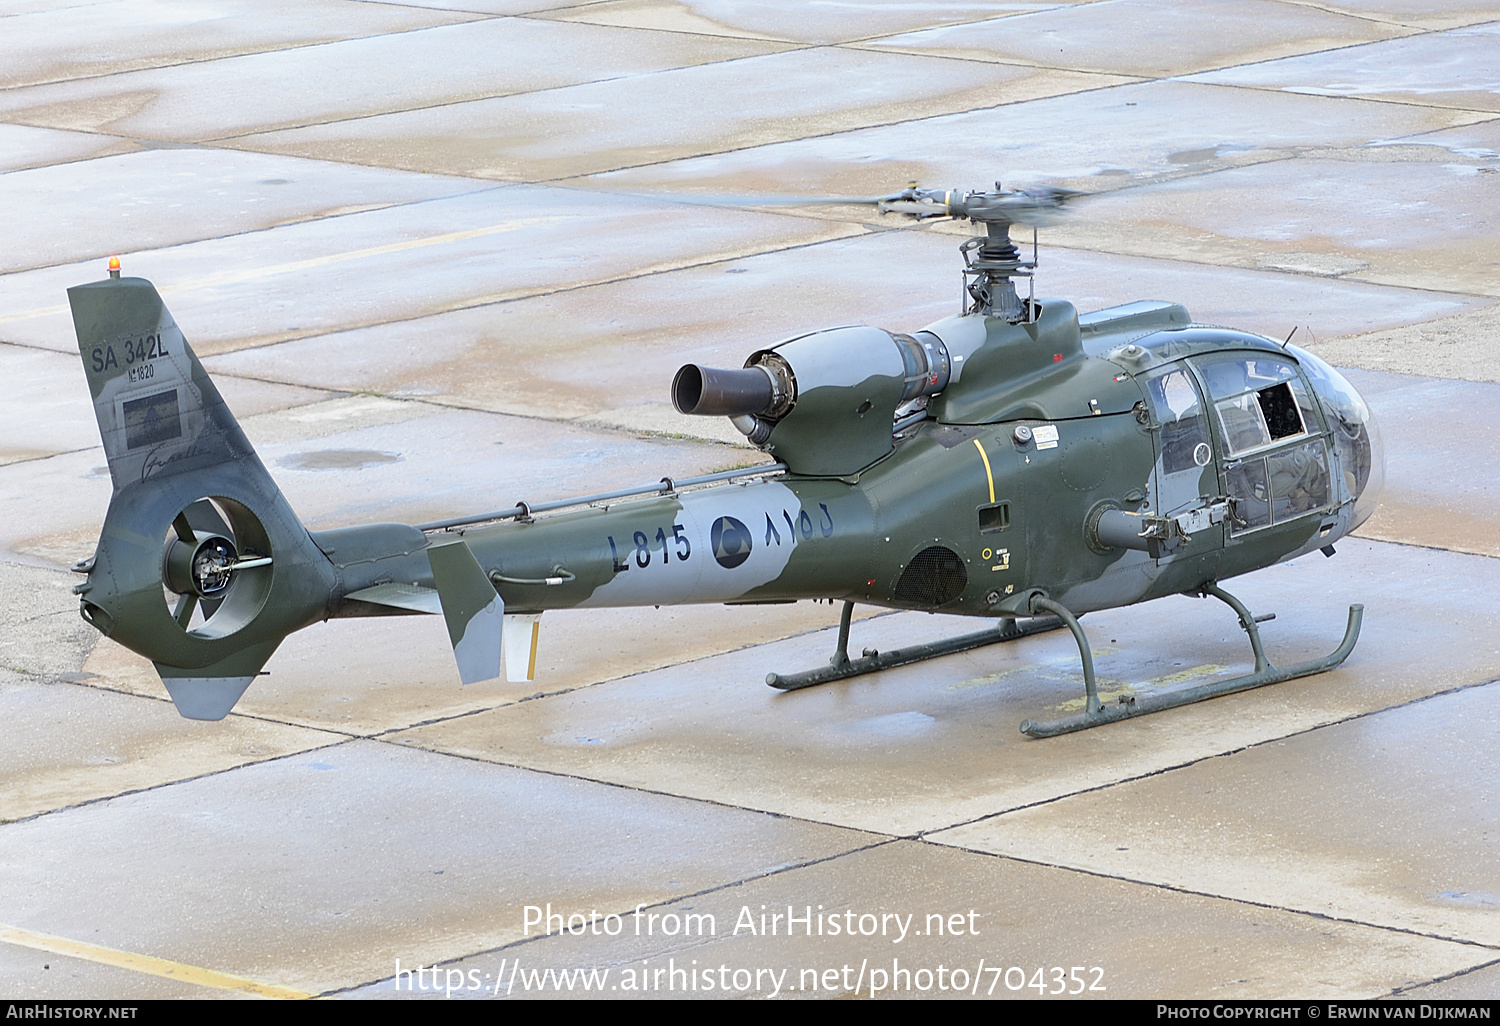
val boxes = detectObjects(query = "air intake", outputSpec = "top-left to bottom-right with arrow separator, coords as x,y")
893,546 -> 968,606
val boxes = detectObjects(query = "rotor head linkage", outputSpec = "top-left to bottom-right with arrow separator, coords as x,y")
876,182 -> 1081,321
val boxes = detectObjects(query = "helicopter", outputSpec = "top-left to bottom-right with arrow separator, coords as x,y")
64,183 -> 1383,737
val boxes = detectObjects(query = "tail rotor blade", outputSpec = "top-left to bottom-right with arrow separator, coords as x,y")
172,512 -> 196,544
182,497 -> 233,541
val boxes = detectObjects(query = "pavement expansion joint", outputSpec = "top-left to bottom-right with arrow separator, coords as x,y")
915,672 -> 1500,843
840,45 -> 1153,83
0,180 -> 519,281
1351,531 -> 1500,561
368,731 -> 911,840
319,835 -> 905,998
355,604 -> 905,740
0,142 -> 146,177
178,225 -> 876,370
1,734 -> 354,828
1259,0 -> 1438,31
538,80 -> 1155,183
1390,957 -> 1500,996
0,18 -> 499,97
0,445 -> 101,469
517,7 -> 797,44
208,41 -> 828,147
6,226 -> 875,350
1176,76 -> 1499,118
950,843 -> 1500,955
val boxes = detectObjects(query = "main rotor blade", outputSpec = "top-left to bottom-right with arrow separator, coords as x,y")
657,194 -> 896,213
173,592 -> 197,629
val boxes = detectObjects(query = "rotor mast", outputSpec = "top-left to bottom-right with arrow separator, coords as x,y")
877,182 -> 1077,322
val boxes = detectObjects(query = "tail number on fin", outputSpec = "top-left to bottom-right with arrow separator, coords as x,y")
91,333 -> 170,373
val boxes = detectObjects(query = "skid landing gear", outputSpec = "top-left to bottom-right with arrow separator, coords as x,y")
765,600 -> 1064,692
1019,583 -> 1364,739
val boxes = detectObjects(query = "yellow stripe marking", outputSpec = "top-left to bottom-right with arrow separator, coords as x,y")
528,621 -> 540,680
0,216 -> 566,325
972,437 -> 995,503
0,923 -> 312,999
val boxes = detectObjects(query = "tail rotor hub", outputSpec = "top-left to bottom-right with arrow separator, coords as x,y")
160,497 -> 274,633
164,533 -> 239,598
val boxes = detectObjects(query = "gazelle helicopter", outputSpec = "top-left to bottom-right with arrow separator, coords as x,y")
66,183 -> 1381,737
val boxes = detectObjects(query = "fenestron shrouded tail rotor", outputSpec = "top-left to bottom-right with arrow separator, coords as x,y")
68,261 -> 516,720
161,496 -> 273,631
68,267 -> 336,719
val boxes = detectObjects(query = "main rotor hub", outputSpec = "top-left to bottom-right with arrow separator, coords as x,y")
876,181 -> 1078,322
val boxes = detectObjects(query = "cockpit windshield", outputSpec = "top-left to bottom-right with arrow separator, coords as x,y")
1286,345 -> 1384,530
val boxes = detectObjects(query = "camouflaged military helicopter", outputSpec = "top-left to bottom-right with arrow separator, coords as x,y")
66,183 -> 1382,737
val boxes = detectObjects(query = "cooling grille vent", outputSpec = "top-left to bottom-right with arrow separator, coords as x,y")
893,546 -> 968,606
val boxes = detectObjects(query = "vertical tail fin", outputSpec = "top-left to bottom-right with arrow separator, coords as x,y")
69,273 -> 335,719
71,276 -> 261,494
427,539 -> 504,685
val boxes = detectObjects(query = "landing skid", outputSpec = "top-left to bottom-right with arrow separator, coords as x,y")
765,600 -> 1065,692
1020,583 -> 1363,738
765,587 -> 1363,739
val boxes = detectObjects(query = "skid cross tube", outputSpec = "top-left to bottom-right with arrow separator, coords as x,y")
1020,584 -> 1364,739
767,601 -> 1064,691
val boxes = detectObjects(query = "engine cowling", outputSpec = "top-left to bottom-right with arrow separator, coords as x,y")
673,326 -> 952,476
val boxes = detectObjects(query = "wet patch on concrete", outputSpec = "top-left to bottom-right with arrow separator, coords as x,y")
279,449 -> 401,471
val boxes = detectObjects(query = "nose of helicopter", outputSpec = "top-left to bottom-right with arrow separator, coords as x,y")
1290,345 -> 1384,530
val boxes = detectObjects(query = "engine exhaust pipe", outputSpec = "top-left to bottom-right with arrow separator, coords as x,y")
672,364 -> 780,417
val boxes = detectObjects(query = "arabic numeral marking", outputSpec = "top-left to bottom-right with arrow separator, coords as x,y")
655,526 -> 670,567
633,531 -> 650,568
672,523 -> 690,560
1090,968 -> 1105,992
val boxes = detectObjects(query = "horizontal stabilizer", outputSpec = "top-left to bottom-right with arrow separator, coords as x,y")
154,639 -> 280,720
344,582 -> 442,615
159,675 -> 255,721
427,539 -> 503,685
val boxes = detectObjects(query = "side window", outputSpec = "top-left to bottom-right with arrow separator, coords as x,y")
1144,367 -> 1211,475
1198,356 -> 1311,457
1226,440 -> 1333,534
1225,460 -> 1271,532
1268,439 -> 1332,521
